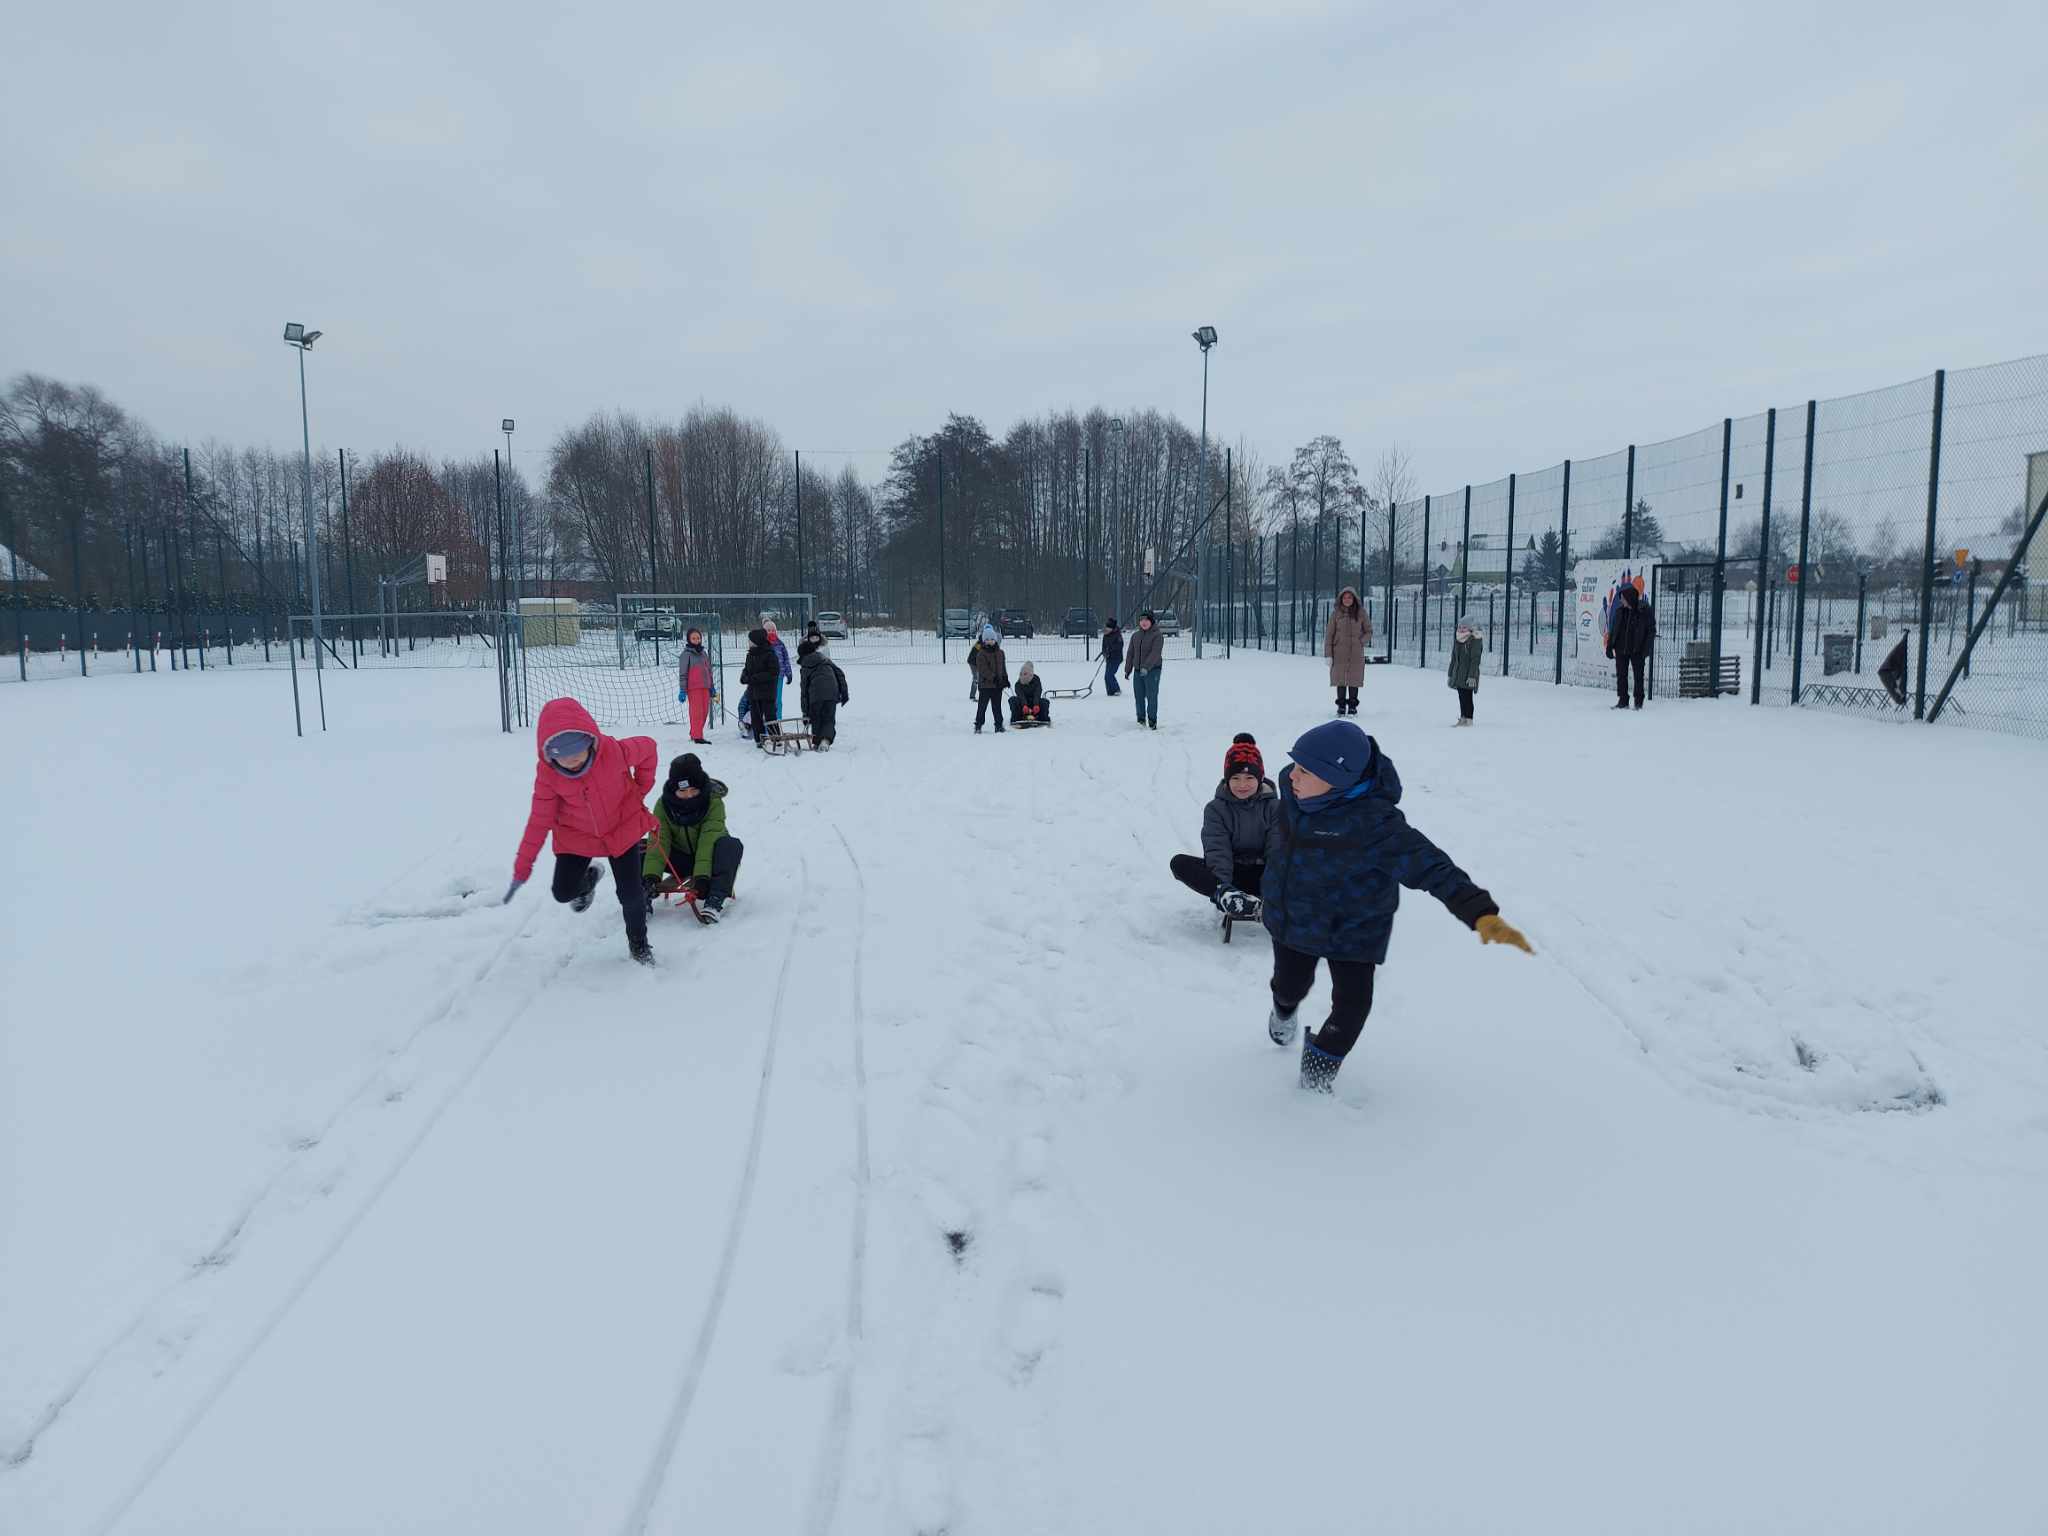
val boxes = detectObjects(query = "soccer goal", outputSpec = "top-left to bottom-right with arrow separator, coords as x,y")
512,592 -> 812,731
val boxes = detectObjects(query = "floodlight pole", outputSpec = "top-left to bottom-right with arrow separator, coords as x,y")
1110,418 -> 1125,627
1192,328 -> 1216,657
289,330 -> 327,729
504,420 -> 520,606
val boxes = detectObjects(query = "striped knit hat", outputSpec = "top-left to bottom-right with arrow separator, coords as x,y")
1224,732 -> 1263,780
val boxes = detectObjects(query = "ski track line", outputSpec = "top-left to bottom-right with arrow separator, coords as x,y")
87,922 -> 584,1536
805,828 -> 872,1536
621,852 -> 813,1536
3,898 -> 544,1477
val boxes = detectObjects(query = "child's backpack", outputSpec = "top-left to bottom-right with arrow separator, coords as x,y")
833,663 -> 849,706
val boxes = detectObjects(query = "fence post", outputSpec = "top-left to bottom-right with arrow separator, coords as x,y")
1789,401 -> 1816,702
1382,500 -> 1395,664
1915,369 -> 1946,718
6,474 -> 27,681
1459,484 -> 1471,619
1554,460 -> 1571,685
1502,472 -> 1516,676
1622,445 -> 1636,559
1854,573 -> 1866,673
1751,408 -> 1776,704
1964,559 -> 1979,678
1708,419 -> 1731,692
341,449 -> 358,663
1418,495 -> 1431,667
124,520 -> 139,672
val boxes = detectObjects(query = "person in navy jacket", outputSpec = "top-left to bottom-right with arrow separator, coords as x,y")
1260,719 -> 1532,1093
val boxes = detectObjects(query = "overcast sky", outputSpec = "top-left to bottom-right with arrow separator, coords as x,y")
4,0 -> 2042,493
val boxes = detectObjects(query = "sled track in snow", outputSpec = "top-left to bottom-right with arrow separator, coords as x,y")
622,852 -> 814,1536
804,828 -> 872,1536
4,882 -> 529,1478
89,912 -> 583,1535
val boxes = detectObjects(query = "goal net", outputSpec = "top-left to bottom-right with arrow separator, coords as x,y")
512,593 -> 813,731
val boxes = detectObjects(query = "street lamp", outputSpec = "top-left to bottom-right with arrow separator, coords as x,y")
1109,417 -> 1126,626
1192,326 -> 1217,656
502,418 -> 519,605
284,321 -> 326,728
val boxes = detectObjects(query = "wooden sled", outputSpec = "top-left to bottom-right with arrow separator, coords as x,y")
761,718 -> 815,754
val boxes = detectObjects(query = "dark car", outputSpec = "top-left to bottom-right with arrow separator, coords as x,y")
1059,606 -> 1100,638
997,608 -> 1035,639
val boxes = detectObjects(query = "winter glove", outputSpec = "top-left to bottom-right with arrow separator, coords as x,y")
1476,914 -> 1533,954
503,878 -> 526,906
1216,888 -> 1260,919
686,875 -> 712,898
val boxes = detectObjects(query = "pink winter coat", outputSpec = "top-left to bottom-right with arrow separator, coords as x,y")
512,697 -> 659,881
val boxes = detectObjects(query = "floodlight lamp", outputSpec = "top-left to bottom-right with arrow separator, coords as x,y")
502,418 -> 515,433
1193,325 -> 1218,349
1109,416 -> 1125,431
283,322 -> 304,343
302,330 -> 322,348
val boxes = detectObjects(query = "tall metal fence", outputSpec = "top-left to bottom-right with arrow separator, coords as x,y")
1213,354 -> 2048,740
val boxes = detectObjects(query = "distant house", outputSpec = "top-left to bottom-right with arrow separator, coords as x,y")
0,542 -> 51,583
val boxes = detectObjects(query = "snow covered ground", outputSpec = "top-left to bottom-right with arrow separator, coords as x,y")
3,650 -> 2043,1534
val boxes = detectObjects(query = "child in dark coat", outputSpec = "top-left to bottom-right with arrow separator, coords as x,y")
740,628 -> 781,746
1260,719 -> 1531,1092
1171,733 -> 1278,911
506,696 -> 659,964
798,637 -> 847,748
1008,661 -> 1051,725
1100,618 -> 1124,697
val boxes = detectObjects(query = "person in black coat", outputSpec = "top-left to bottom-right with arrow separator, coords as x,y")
1100,618 -> 1125,697
1171,734 -> 1278,909
1008,661 -> 1052,725
798,637 -> 847,748
740,628 -> 781,745
1606,582 -> 1654,709
1260,719 -> 1532,1093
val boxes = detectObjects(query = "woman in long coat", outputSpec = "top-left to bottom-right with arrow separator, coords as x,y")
1324,587 -> 1372,716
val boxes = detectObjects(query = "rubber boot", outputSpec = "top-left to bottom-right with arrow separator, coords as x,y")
1268,999 -> 1300,1047
1300,1031 -> 1341,1094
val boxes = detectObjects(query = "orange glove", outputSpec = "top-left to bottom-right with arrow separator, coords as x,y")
1476,914 -> 1533,954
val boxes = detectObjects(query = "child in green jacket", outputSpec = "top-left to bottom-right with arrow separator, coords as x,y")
641,753 -> 744,922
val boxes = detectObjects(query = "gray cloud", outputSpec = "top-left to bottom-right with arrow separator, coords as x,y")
3,0 -> 2041,488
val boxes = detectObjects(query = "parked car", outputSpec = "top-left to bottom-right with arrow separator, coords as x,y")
997,607 -> 1035,639
633,612 -> 682,641
939,607 -> 974,639
1059,606 -> 1100,638
814,610 -> 849,638
1154,608 -> 1183,636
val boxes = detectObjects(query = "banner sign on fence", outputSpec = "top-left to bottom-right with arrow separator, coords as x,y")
1571,560 -> 1652,679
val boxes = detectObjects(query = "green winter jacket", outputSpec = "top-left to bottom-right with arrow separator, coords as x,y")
1447,633 -> 1484,691
643,786 -> 729,881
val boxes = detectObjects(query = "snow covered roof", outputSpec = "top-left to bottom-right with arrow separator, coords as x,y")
0,541 -> 50,581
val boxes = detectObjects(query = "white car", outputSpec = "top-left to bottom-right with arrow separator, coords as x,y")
1155,608 -> 1184,636
814,611 -> 850,638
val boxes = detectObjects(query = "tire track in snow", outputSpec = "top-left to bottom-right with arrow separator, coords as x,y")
89,916 -> 585,1536
5,895 -> 542,1476
805,827 -> 872,1536
621,853 -> 813,1536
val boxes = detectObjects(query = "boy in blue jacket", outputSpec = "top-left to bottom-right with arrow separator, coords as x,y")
1255,719 -> 1532,1093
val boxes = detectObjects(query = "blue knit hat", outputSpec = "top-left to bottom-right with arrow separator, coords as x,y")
981,624 -> 998,644
1288,719 -> 1375,791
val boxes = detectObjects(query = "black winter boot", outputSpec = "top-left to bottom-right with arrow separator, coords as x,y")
1300,1031 -> 1341,1094
571,866 -> 601,913
629,933 -> 655,965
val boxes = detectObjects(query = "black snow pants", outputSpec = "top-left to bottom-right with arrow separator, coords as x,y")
1270,942 -> 1377,1058
552,844 -> 648,944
